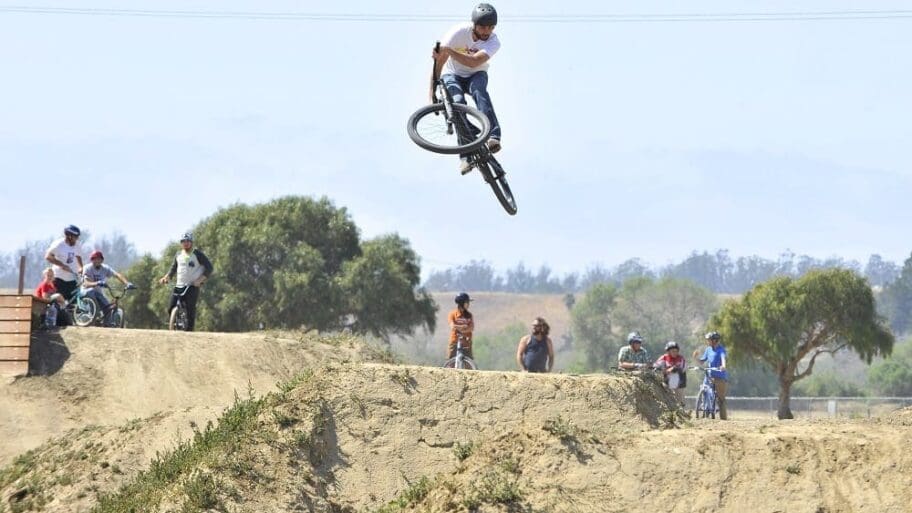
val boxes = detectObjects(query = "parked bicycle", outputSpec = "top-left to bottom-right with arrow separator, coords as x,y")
443,334 -> 477,370
407,42 -> 517,215
691,366 -> 723,419
74,282 -> 136,328
169,285 -> 192,331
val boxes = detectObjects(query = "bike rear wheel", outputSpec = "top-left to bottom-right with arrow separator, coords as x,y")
442,357 -> 478,370
407,103 -> 491,154
74,297 -> 97,327
476,156 -> 517,215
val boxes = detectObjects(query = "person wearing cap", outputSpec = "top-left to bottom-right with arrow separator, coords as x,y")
694,331 -> 729,419
44,225 -> 84,302
158,233 -> 214,331
516,317 -> 555,373
432,3 -> 503,174
618,331 -> 651,370
82,250 -> 132,326
448,292 -> 475,359
655,341 -> 687,404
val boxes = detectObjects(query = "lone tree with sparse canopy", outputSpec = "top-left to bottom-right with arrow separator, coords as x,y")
712,268 -> 894,419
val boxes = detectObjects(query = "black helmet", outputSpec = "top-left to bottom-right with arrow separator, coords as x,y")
627,331 -> 644,344
705,331 -> 721,341
64,225 -> 81,237
455,292 -> 471,305
665,341 -> 680,351
472,3 -> 498,26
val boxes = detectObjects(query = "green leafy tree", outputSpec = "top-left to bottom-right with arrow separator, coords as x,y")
791,371 -> 867,397
339,234 -> 437,343
868,340 -> 912,396
570,283 -> 619,370
712,269 -> 894,419
121,254 -> 161,328
613,276 -> 718,348
141,196 -> 435,336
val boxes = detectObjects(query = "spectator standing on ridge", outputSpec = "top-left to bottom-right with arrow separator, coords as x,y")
516,317 -> 554,373
158,233 -> 213,331
448,292 -> 475,359
694,331 -> 729,420
655,341 -> 687,404
618,331 -> 651,370
45,225 -> 84,302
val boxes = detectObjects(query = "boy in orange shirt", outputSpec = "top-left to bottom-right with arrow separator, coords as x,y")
448,292 -> 475,359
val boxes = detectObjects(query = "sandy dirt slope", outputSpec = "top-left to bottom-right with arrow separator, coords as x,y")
3,331 -> 912,513
0,328 -> 375,466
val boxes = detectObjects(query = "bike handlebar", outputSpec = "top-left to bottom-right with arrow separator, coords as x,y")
689,366 -> 723,372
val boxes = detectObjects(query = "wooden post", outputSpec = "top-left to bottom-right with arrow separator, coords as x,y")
17,255 -> 26,295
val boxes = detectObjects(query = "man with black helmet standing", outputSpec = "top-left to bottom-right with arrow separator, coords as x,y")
158,233 -> 213,331
45,225 -> 84,303
432,3 -> 503,174
448,292 -> 475,360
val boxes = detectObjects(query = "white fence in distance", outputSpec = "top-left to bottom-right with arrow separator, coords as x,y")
682,396 -> 912,418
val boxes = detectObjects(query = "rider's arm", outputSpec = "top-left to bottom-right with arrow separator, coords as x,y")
443,48 -> 491,69
114,270 -> 129,285
196,250 -> 214,277
515,336 -> 528,371
546,337 -> 555,372
75,255 -> 84,274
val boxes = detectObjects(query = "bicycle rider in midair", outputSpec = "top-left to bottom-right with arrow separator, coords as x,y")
432,3 -> 502,175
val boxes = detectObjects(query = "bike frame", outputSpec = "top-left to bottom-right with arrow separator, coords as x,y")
693,367 -> 722,417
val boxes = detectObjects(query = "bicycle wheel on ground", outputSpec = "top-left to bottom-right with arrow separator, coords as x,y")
110,308 -> 124,329
168,305 -> 188,331
442,357 -> 478,370
407,103 -> 491,154
476,156 -> 517,215
74,297 -> 97,327
695,390 -> 708,419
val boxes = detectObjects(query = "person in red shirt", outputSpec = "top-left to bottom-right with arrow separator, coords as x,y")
448,292 -> 475,359
33,268 -> 67,327
655,341 -> 687,404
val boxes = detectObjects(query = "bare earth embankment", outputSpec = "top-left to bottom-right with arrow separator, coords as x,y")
1,328 -> 911,513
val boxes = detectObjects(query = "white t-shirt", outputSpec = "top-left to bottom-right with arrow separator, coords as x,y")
441,23 -> 501,78
46,237 -> 83,282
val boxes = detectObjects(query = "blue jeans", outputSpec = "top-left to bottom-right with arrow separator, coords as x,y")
441,71 -> 502,149
85,288 -> 113,322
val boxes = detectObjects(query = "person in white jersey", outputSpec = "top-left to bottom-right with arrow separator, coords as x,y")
432,3 -> 502,174
44,225 -> 84,302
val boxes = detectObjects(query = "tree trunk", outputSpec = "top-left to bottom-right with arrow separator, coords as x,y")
777,377 -> 794,420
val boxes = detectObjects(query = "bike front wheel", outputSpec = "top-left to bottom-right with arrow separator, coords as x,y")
695,390 -> 708,419
442,357 -> 478,370
476,156 -> 517,215
407,103 -> 491,155
74,297 -> 97,327
168,305 -> 188,331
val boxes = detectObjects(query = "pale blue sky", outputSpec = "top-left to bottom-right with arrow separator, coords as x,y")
2,0 -> 910,275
